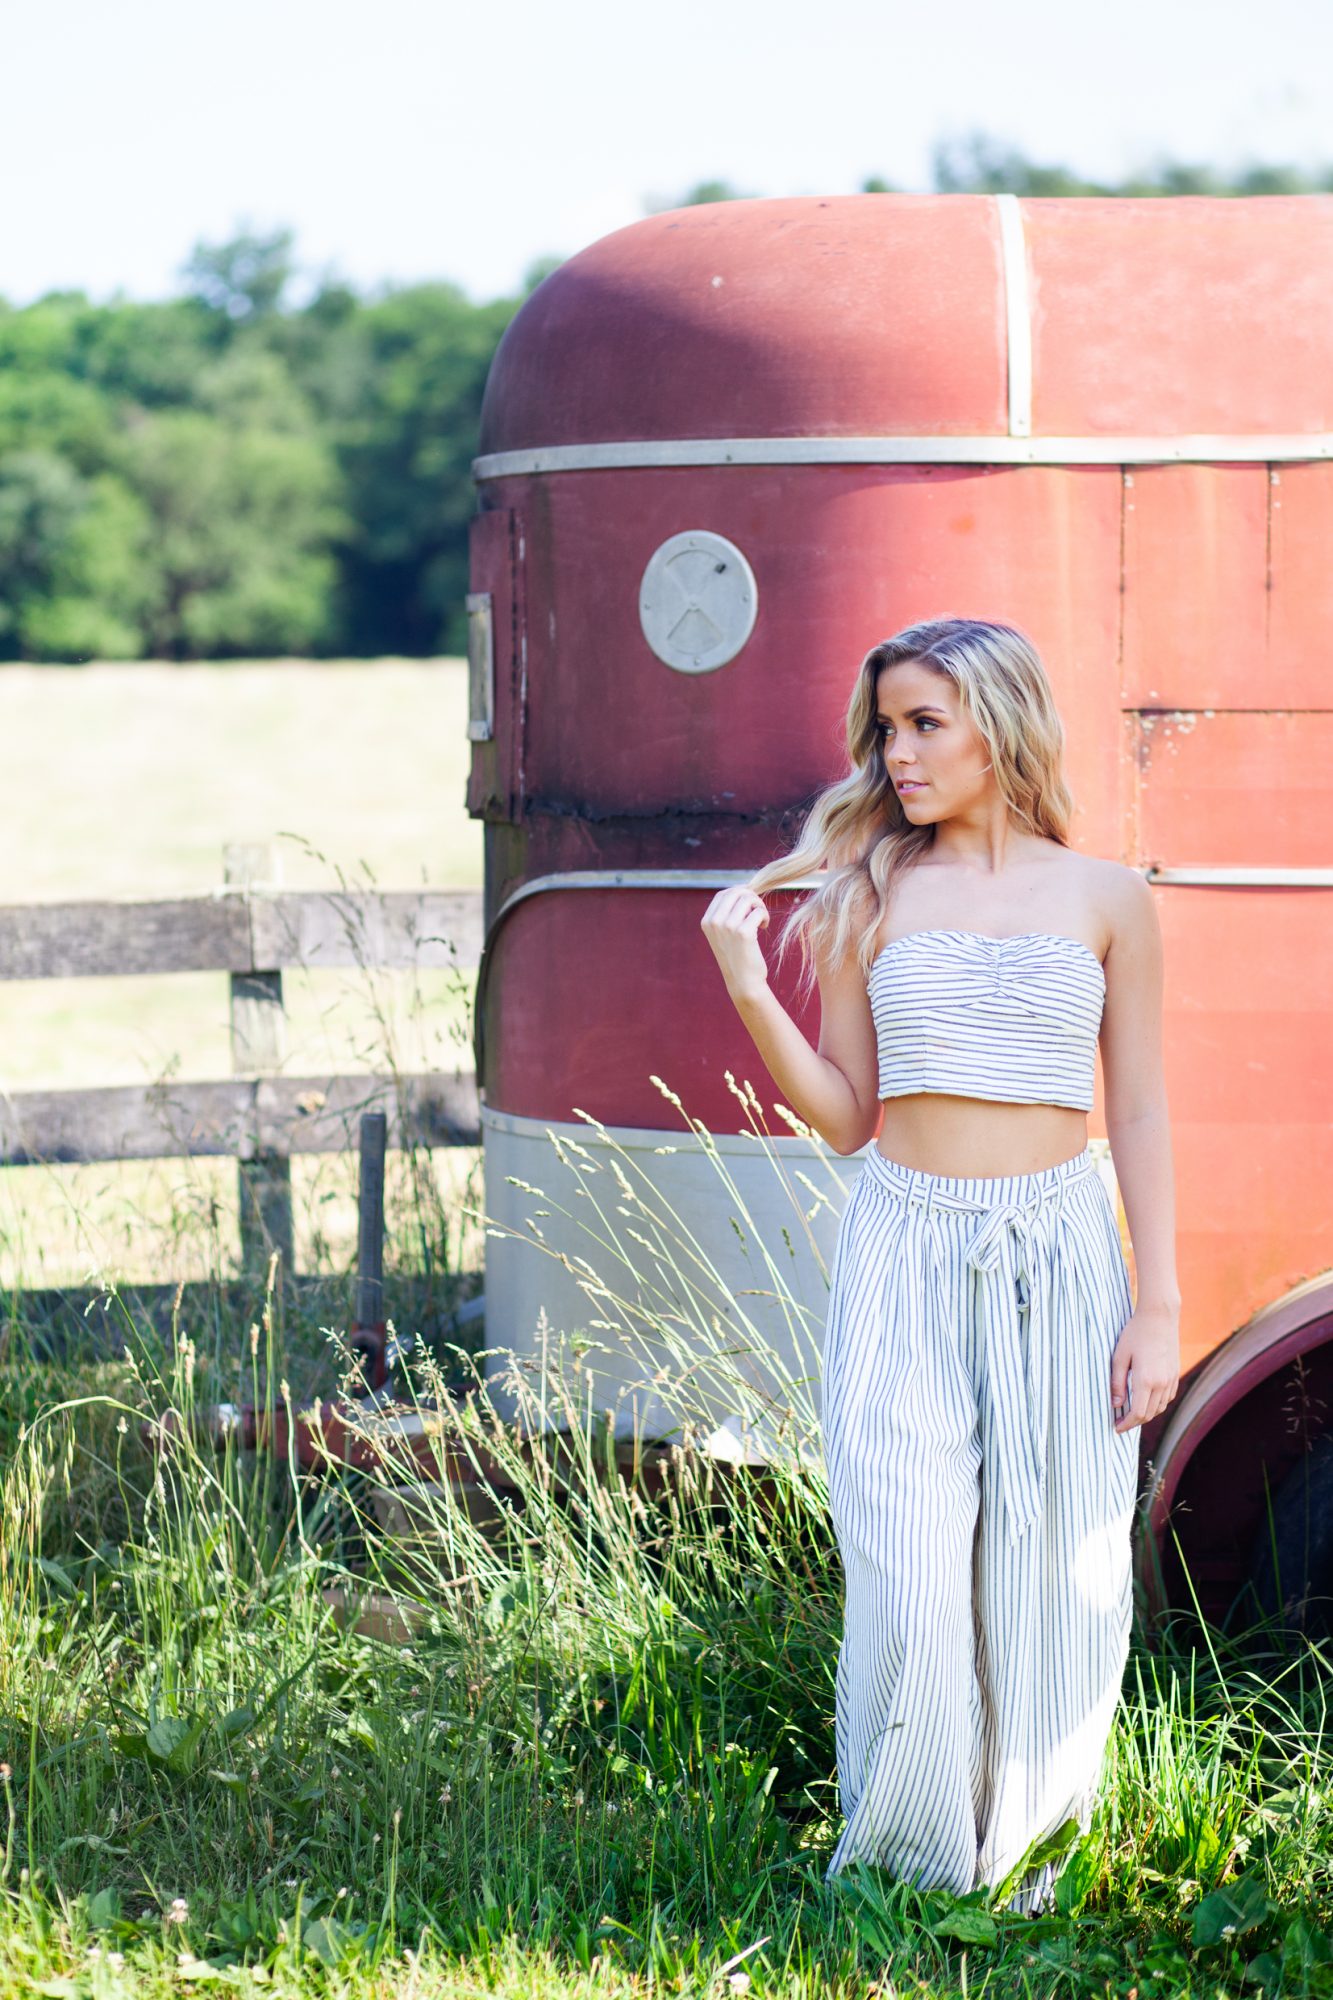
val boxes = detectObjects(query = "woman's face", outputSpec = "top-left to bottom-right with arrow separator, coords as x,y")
874,659 -> 994,820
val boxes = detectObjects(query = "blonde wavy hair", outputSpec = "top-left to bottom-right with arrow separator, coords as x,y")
747,616 -> 1077,1008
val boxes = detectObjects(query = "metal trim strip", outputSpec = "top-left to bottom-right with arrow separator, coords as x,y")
478,1099 -> 824,1152
487,862 -> 1333,910
473,436 -> 1333,478
1144,866 -> 1333,885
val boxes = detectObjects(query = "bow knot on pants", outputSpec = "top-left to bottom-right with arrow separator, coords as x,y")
961,1194 -> 1062,1546
820,1144 -> 1141,1914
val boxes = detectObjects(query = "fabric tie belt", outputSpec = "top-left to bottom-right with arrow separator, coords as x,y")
964,1193 -> 1064,1544
864,1148 -> 1098,1546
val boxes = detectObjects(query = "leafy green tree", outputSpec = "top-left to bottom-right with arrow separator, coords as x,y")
286,280 -> 516,655
192,344 -> 325,434
932,132 -> 1107,195
21,470 -> 152,660
0,301 -> 118,473
929,130 -> 1333,196
0,451 -> 151,660
644,177 -> 760,212
519,252 -> 565,295
72,296 -> 226,406
180,226 -> 297,325
0,450 -> 85,653
122,408 -> 344,658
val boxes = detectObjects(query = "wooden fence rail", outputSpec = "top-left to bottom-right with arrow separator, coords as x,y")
1,843 -> 484,1276
0,887 -> 482,980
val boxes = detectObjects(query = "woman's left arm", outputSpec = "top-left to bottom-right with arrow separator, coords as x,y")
1098,864 -> 1181,1434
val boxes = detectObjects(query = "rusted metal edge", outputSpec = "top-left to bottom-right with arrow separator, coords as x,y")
1137,1274 -> 1333,1624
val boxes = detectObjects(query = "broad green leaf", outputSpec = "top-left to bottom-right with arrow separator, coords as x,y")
302,1915 -> 348,1966
1284,1914 -> 1333,1970
928,1905 -> 999,1946
1194,1874 -> 1271,1949
87,1887 -> 121,1929
146,1714 -> 205,1768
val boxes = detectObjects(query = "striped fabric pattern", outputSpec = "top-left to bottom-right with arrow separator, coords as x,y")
820,1141 -> 1141,1914
868,930 -> 1106,1111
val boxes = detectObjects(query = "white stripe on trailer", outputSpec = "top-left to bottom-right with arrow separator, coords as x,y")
995,194 -> 1032,440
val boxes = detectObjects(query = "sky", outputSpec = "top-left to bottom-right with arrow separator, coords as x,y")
5,0 -> 1333,310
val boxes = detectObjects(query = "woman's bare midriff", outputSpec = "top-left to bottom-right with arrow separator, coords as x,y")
874,1093 -> 1090,1179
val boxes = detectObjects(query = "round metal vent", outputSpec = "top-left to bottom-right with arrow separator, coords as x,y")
638,530 -> 758,674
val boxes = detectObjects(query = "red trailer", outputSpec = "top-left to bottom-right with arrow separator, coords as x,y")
466,192 -> 1333,1635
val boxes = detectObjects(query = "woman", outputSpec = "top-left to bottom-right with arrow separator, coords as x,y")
700,617 -> 1179,1915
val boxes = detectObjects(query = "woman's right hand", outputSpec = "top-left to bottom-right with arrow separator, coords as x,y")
700,883 -> 771,1001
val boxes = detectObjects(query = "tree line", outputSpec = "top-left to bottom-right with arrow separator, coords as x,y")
4,139 -> 1327,663
0,229 -> 536,662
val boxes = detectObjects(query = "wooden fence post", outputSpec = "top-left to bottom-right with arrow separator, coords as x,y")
355,1110 -> 387,1333
225,841 -> 294,1284
349,1109 -> 389,1386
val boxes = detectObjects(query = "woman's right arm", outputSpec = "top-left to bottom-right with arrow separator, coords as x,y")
700,885 -> 883,1156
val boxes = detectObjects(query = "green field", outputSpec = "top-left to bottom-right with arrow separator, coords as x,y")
0,659 -> 482,1290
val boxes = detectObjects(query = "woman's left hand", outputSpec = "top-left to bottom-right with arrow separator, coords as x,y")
1110,1305 -> 1180,1432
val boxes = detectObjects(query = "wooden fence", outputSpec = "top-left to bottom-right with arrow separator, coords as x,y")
0,843 -> 483,1277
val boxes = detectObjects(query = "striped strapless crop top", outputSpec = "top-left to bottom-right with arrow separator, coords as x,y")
867,929 -> 1106,1111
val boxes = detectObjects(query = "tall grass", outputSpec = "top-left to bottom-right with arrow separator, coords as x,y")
4,1088 -> 1333,1996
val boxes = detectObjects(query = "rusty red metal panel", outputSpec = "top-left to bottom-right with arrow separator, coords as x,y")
1132,711 -> 1333,1371
478,196 -> 1008,453
1171,1116 -> 1333,1375
1025,195 -> 1333,436
1120,468 -> 1270,707
1135,709 -> 1333,866
486,886 -> 821,1132
1270,464 -> 1333,702
486,461 -> 1122,1135
511,463 -> 1122,855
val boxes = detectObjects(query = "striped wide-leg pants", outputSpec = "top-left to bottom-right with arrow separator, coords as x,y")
820,1141 -> 1141,1915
